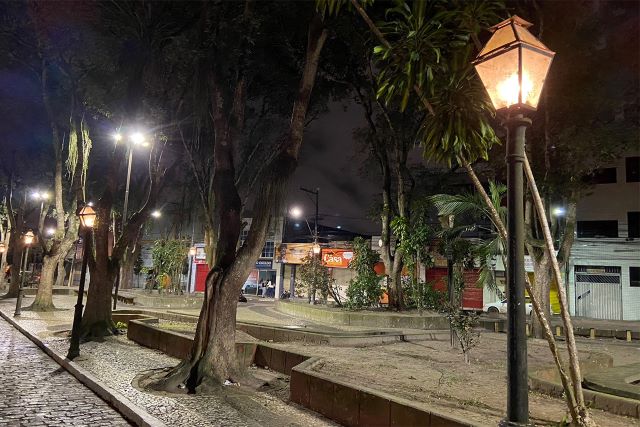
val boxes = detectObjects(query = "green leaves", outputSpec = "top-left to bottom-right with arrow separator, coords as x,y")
346,237 -> 382,309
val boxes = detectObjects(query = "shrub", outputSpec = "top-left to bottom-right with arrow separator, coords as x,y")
346,237 -> 382,309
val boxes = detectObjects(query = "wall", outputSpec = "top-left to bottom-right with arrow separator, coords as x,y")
576,153 -> 640,238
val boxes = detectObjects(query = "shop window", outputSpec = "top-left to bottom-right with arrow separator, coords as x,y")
577,220 -> 618,238
630,267 -> 640,287
626,157 -> 640,182
582,167 -> 617,184
261,241 -> 275,258
628,212 -> 640,238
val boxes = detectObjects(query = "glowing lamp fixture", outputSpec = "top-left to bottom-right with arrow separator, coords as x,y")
113,133 -> 123,143
312,242 -> 321,255
78,205 -> 97,228
130,132 -> 145,145
189,246 -> 197,257
46,227 -> 56,236
473,15 -> 555,111
151,210 -> 162,218
23,230 -> 35,246
0,243 -> 5,253
289,206 -> 302,218
552,207 -> 566,217
32,191 -> 50,200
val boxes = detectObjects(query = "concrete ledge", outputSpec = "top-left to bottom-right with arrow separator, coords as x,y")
126,316 -> 477,425
0,310 -> 165,427
584,363 -> 640,401
236,322 -> 449,346
290,357 -> 479,427
530,366 -> 639,419
276,301 -> 450,330
478,318 -> 639,341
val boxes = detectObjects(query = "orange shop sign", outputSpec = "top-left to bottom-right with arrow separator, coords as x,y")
321,249 -> 353,269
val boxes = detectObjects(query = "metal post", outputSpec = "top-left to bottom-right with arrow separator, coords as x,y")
314,188 -> 319,240
122,147 -> 134,223
447,253 -> 455,347
14,245 -> 29,316
114,147 -> 134,310
504,112 -> 531,426
67,229 -> 92,360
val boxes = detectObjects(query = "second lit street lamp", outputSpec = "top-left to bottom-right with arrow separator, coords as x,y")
67,204 -> 97,360
14,230 -> 35,316
474,15 -> 555,426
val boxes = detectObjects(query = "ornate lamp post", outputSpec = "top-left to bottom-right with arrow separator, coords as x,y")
67,205 -> 97,359
14,230 -> 35,316
474,15 -> 555,426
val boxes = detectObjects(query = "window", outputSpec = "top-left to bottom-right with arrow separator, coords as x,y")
261,241 -> 275,258
630,267 -> 640,287
628,212 -> 640,239
582,167 -> 617,184
577,220 -> 618,238
626,157 -> 640,182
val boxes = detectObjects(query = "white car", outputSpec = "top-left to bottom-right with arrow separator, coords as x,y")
483,298 -> 533,315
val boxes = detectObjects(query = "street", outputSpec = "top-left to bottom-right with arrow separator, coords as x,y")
0,316 -> 129,426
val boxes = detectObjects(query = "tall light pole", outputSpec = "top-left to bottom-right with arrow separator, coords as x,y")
113,131 -> 150,309
474,15 -> 555,426
67,205 -> 96,360
14,230 -> 35,316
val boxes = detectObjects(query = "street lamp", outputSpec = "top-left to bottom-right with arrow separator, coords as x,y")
14,230 -> 35,316
32,191 -> 50,220
474,15 -> 555,426
151,210 -> 162,218
187,246 -> 197,293
67,204 -> 97,359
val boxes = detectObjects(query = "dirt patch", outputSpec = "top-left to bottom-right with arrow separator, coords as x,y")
271,333 -> 639,426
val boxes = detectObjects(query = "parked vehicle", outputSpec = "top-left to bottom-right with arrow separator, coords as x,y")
483,298 -> 533,315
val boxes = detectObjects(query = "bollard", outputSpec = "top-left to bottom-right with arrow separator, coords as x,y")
589,328 -> 596,339
555,326 -> 561,337
495,322 -> 500,333
526,323 -> 530,337
627,330 -> 632,342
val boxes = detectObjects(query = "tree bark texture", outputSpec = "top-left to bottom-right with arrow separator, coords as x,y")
31,255 -> 57,311
152,14 -> 327,392
55,257 -> 66,288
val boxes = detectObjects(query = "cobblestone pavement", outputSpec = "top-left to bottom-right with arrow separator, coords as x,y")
0,296 -> 336,427
0,316 -> 130,427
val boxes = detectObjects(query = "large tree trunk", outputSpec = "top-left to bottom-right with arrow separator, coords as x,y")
152,13 -> 327,392
0,229 -> 11,290
55,257 -> 65,288
81,204 -> 117,338
31,255 -> 57,311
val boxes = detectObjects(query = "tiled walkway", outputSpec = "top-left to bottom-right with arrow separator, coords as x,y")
0,316 -> 129,426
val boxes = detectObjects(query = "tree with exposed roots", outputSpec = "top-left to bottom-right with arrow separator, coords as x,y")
147,2 -> 329,390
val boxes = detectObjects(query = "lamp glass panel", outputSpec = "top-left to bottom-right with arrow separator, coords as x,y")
521,47 -> 554,109
474,48 -> 520,110
478,25 -> 516,56
514,25 -> 549,50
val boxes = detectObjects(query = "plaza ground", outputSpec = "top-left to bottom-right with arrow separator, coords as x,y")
0,293 -> 638,426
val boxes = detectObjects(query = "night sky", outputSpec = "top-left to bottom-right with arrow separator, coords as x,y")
287,102 -> 380,235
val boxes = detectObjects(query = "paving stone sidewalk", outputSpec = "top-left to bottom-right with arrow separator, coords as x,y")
0,315 -> 130,427
0,296 -> 335,427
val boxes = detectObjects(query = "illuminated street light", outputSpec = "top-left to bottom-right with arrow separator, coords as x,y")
552,207 -> 566,217
474,15 -> 555,426
14,230 -> 35,316
68,204 -> 97,359
45,227 -> 56,236
312,242 -> 321,255
113,133 -> 123,143
130,132 -> 145,145
151,210 -> 162,218
289,206 -> 303,218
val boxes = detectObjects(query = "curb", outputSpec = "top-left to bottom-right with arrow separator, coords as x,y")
0,309 -> 166,427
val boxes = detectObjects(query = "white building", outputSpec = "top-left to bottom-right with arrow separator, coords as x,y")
567,154 -> 640,320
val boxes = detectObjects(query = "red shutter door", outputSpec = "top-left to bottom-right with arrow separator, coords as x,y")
195,264 -> 209,292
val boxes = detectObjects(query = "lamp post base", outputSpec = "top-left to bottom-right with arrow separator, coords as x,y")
13,289 -> 22,317
499,419 -> 534,427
